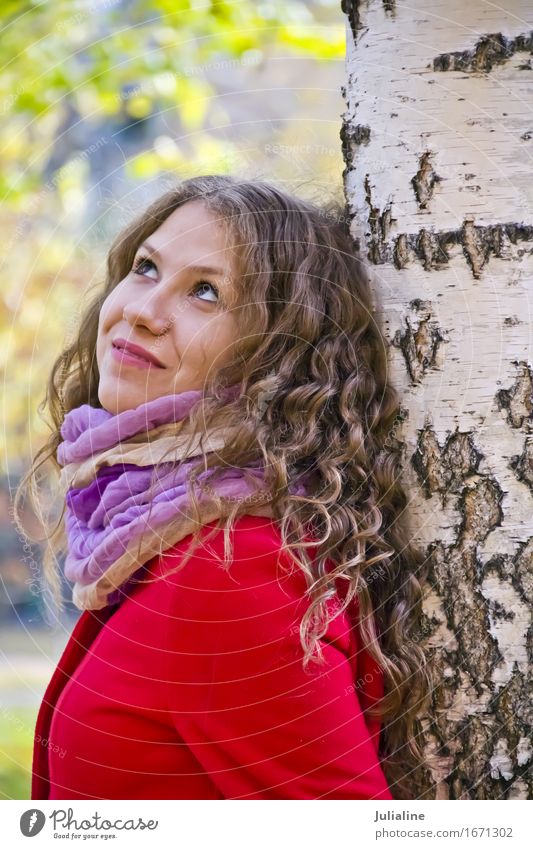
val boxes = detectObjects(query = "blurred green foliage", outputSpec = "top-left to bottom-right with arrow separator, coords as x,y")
1,0 -> 344,200
0,706 -> 35,799
1,0 -> 344,472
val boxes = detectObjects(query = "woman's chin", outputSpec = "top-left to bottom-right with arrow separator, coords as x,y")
97,379 -> 151,415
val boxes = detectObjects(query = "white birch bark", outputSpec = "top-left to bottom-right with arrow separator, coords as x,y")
341,0 -> 533,799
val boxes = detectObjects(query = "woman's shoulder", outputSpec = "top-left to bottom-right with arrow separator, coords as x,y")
150,514 -> 352,658
141,515 -> 313,661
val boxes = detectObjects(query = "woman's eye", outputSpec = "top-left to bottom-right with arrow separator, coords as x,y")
192,281 -> 219,303
132,256 -> 158,279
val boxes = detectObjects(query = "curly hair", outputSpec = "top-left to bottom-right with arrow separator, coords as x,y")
14,174 -> 433,798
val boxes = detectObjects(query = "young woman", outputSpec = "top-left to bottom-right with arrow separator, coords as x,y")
17,174 -> 431,800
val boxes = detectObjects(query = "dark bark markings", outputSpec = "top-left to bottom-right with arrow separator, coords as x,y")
392,299 -> 448,384
340,121 -> 371,171
413,427 -> 519,798
363,174 -> 395,264
434,32 -> 533,73
340,0 -> 363,44
496,362 -> 533,429
411,151 -> 443,209
393,222 -> 533,277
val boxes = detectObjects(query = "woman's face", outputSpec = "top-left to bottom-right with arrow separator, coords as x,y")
96,200 -> 241,414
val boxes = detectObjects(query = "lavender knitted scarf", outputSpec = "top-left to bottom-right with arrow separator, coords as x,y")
57,384 -> 310,611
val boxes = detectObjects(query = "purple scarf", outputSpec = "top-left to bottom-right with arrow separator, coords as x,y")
57,384 -> 312,610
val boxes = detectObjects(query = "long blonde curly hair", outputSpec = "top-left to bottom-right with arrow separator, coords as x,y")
15,174 -> 433,798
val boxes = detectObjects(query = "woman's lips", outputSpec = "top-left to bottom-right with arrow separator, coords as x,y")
111,345 -> 159,369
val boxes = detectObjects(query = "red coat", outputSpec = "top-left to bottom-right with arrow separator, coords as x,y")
31,516 -> 393,800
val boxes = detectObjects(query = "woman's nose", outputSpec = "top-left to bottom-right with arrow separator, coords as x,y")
122,293 -> 173,336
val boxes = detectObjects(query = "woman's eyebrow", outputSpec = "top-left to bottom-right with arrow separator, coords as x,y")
138,240 -> 230,279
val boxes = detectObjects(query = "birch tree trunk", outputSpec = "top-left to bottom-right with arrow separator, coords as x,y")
341,0 -> 533,800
